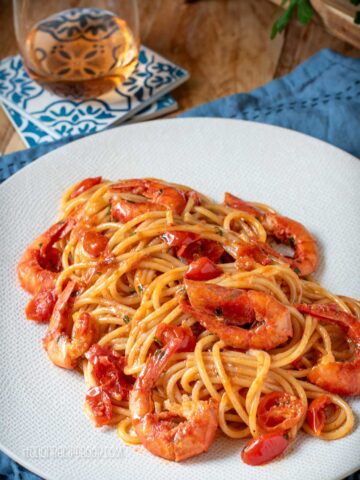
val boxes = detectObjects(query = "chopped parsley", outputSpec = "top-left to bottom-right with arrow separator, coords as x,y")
123,315 -> 130,324
215,308 -> 223,317
153,336 -> 164,348
289,236 -> 295,248
71,289 -> 81,297
106,204 -> 112,216
155,348 -> 165,359
293,267 -> 301,275
215,226 -> 223,236
137,284 -> 144,293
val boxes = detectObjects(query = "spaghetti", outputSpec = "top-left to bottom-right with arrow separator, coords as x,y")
17,177 -> 360,465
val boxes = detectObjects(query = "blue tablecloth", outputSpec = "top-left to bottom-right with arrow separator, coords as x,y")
1,48 -> 359,479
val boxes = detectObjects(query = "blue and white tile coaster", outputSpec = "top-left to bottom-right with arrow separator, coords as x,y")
0,46 -> 188,140
1,94 -> 178,148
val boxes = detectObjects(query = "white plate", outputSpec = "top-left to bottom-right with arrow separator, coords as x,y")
0,118 -> 359,480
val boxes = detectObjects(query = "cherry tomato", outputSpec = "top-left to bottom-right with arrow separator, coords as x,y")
161,231 -> 224,264
83,231 -> 108,257
38,247 -> 63,273
257,392 -> 305,432
156,324 -> 196,353
70,177 -> 102,199
241,431 -> 289,466
179,239 -> 224,264
85,386 -> 112,427
85,344 -> 133,400
161,231 -> 199,248
185,257 -> 222,281
25,289 -> 57,323
291,356 -> 303,370
307,395 -> 333,436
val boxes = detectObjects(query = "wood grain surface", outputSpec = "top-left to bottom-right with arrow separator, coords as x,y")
0,0 -> 359,155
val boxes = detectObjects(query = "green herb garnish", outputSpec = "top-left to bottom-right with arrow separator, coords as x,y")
215,308 -> 223,316
137,284 -> 144,293
71,289 -> 81,297
215,226 -> 223,236
106,204 -> 112,216
153,336 -> 164,348
293,267 -> 301,275
123,315 -> 130,324
155,348 -> 165,359
289,236 -> 295,248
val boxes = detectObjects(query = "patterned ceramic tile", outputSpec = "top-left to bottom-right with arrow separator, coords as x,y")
0,47 -> 188,139
1,94 -> 177,147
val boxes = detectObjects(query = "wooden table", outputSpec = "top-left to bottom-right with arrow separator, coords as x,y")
0,0 -> 359,155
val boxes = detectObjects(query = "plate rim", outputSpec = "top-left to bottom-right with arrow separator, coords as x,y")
1,118 -> 359,194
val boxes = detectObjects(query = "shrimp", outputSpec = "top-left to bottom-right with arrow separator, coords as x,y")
225,192 -> 319,276
294,303 -> 360,396
181,280 -> 292,350
43,281 -> 98,369
110,179 -> 187,222
129,324 -> 218,461
262,213 -> 319,277
17,218 -> 75,295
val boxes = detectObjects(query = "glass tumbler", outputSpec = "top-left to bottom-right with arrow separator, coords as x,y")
13,0 -> 139,98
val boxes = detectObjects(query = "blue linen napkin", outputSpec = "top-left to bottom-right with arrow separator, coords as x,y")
0,48 -> 359,480
181,49 -> 360,159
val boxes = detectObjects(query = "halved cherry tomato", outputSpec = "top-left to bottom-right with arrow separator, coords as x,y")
70,176 -> 102,199
161,231 -> 200,248
257,392 -> 305,432
156,324 -> 196,353
25,289 -> 57,323
85,386 -> 112,427
85,344 -> 133,400
179,239 -> 224,264
184,257 -> 222,281
38,247 -> 63,273
307,395 -> 334,436
161,231 -> 224,264
83,231 -> 108,257
291,356 -> 303,370
241,431 -> 289,466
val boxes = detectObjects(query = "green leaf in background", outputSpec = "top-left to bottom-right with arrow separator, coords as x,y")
350,0 -> 360,6
297,0 -> 314,25
355,10 -> 360,23
271,0 -> 315,38
271,0 -> 297,39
